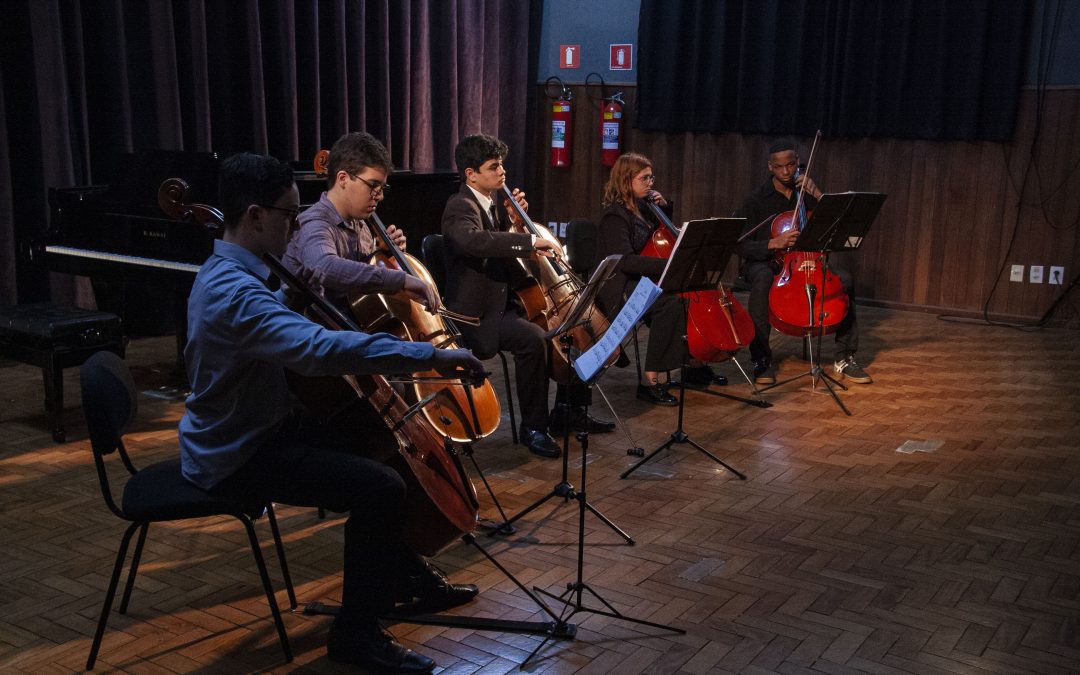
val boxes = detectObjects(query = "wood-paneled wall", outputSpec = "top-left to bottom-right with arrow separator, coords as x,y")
528,86 -> 1080,327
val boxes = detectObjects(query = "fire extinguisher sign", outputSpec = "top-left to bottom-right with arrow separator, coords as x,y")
609,44 -> 632,71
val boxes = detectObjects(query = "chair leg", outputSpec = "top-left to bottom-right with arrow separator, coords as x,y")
264,504 -> 297,610
87,522 -> 141,671
42,359 -> 65,443
239,516 -> 293,662
119,523 -> 150,614
498,352 -> 518,444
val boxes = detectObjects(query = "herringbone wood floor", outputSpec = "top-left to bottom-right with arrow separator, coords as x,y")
1,305 -> 1078,674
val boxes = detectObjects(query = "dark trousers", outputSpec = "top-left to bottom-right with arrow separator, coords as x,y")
458,310 -> 550,429
207,427 -> 413,628
744,259 -> 859,363
644,292 -> 687,372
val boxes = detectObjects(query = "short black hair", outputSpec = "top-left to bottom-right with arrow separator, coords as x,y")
327,132 -> 393,189
218,153 -> 294,227
768,139 -> 796,155
454,134 -> 508,180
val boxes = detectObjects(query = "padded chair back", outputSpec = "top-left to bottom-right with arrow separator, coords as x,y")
81,351 -> 137,457
421,234 -> 447,291
565,219 -> 597,278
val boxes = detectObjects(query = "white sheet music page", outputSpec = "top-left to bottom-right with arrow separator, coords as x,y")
573,277 -> 662,383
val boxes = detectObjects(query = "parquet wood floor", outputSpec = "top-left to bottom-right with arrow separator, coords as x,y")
1,305 -> 1078,674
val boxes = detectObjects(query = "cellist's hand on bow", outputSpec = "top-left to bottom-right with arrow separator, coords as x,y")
403,275 -> 442,314
503,188 -> 528,225
385,224 -> 408,251
429,348 -> 488,387
769,229 -> 800,251
533,237 -> 562,259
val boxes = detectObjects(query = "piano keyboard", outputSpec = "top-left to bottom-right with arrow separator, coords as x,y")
44,245 -> 202,274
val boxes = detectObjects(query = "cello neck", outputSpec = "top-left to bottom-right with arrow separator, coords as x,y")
501,183 -> 567,277
367,211 -> 415,275
646,199 -> 679,238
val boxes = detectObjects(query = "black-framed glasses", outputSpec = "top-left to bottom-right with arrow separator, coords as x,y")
259,204 -> 299,221
350,174 -> 390,196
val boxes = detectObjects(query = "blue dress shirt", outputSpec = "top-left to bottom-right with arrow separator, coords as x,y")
179,239 -> 435,489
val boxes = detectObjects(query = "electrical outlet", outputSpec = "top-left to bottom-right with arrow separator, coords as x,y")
1010,265 -> 1024,282
1030,265 -> 1044,284
560,222 -> 568,237
1050,266 -> 1064,285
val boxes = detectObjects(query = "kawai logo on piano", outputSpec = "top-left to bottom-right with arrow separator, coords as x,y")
141,229 -> 168,239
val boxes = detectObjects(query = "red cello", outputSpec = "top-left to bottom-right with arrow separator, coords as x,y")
640,200 -> 755,363
767,133 -> 849,337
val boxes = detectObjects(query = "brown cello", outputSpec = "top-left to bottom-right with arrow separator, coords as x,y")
501,183 -> 618,381
312,150 -> 502,443
640,200 -> 755,362
158,178 -> 479,556
767,133 -> 849,337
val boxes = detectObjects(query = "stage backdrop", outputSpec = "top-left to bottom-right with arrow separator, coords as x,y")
0,0 -> 542,305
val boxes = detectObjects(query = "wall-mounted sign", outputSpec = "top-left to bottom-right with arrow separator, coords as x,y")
559,44 -> 580,69
609,44 -> 632,70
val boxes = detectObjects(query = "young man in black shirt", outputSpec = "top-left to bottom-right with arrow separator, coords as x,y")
733,140 -> 870,385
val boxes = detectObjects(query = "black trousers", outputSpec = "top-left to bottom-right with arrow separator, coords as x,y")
207,423 -> 418,629
744,259 -> 859,363
457,309 -> 551,429
643,292 -> 687,372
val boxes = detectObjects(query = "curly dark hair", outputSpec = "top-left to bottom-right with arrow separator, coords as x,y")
454,134 -> 508,180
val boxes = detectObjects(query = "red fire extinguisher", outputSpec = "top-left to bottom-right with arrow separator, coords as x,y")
550,82 -> 573,168
601,92 -> 625,167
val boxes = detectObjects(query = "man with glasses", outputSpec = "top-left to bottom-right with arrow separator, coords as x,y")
283,131 -> 440,312
734,140 -> 870,385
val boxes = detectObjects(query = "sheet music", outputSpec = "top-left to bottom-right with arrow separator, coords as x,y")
573,277 -> 662,383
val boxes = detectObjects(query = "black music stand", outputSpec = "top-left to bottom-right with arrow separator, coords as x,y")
517,269 -> 684,668
498,256 -> 638,544
757,192 -> 886,416
621,217 -> 748,480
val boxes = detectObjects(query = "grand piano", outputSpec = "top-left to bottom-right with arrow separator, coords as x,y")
32,150 -> 460,370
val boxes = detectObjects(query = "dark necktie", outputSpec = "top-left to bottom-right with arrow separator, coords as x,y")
489,203 -> 500,231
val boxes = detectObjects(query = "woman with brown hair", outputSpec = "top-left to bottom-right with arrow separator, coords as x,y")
595,153 -> 726,406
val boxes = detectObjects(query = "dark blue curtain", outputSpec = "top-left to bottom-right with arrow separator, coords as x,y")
0,0 -> 540,305
636,0 -> 1031,141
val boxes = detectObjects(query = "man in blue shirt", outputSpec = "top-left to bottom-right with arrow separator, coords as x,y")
179,153 -> 484,673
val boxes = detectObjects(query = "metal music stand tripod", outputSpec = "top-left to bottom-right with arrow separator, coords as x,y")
498,256 -> 636,544
757,192 -> 886,416
621,217 -> 749,480
518,270 -> 685,667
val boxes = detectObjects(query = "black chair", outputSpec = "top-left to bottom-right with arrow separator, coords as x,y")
421,233 -> 518,444
563,219 -> 643,381
80,351 -> 295,670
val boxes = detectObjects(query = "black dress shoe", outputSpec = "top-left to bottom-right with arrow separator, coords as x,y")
753,358 -> 776,385
548,402 -> 616,435
397,561 -> 478,613
519,425 -> 561,458
682,365 -> 728,389
327,620 -> 435,673
636,383 -> 678,406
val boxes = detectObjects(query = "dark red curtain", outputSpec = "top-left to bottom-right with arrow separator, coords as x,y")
0,0 -> 540,305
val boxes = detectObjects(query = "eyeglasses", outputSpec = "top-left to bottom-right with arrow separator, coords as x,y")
259,204 -> 299,221
636,174 -> 656,184
350,174 -> 390,196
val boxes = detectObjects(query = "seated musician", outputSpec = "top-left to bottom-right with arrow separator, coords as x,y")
733,140 -> 870,385
595,152 -> 728,406
282,131 -> 440,312
441,134 -> 614,459
178,152 -> 485,674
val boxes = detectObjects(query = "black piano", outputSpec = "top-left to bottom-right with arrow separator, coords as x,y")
33,150 -> 460,370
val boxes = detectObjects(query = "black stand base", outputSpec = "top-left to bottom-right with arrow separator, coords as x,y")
621,430 -> 748,480
498,447 -> 635,545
